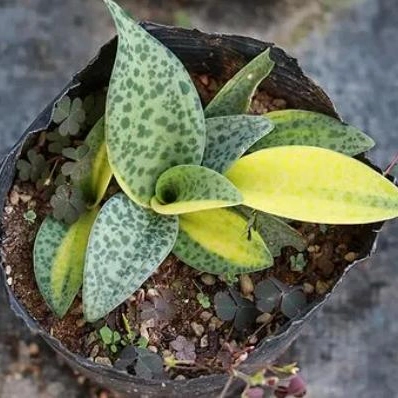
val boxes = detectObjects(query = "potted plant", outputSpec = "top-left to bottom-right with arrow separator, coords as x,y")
1,1 -> 397,397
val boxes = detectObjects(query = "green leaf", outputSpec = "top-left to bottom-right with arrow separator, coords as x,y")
237,207 -> 307,257
53,96 -> 86,136
214,291 -> 236,321
249,110 -> 375,156
74,117 -> 113,207
204,48 -> 275,118
134,348 -> 164,379
105,0 -> 206,207
99,326 -> 113,345
202,115 -> 274,173
34,209 -> 99,318
50,185 -> 87,225
254,279 -> 282,313
225,146 -> 398,224
16,149 -> 49,183
290,253 -> 307,272
47,130 -> 71,154
172,208 -> 273,274
83,193 -> 178,322
196,292 -> 211,309
214,289 -> 258,331
151,165 -> 243,215
280,289 -> 307,319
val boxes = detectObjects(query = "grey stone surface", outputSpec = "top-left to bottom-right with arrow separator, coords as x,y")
0,0 -> 397,397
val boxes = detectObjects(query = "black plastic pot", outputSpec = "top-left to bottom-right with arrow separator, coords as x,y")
0,23 -> 383,397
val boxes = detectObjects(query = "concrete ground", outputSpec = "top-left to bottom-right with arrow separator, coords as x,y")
1,0 -> 397,397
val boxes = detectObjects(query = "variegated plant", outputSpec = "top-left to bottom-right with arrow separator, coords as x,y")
33,0 -> 398,322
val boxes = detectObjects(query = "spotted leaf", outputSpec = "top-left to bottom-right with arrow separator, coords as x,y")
77,117 -> 113,206
225,146 -> 398,224
151,165 -> 242,215
202,115 -> 274,173
34,208 -> 99,318
204,48 -> 275,118
237,206 -> 307,257
172,208 -> 273,274
105,0 -> 206,207
249,110 -> 375,156
83,193 -> 178,322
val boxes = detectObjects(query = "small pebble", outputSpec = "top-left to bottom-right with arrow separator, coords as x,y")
191,321 -> 205,337
77,375 -> 86,385
148,345 -> 158,353
5,265 -> 12,275
344,252 -> 358,262
95,357 -> 112,366
200,311 -> 213,322
5,206 -> 13,214
6,277 -> 12,286
256,313 -> 272,324
19,194 -> 32,203
28,343 -> 40,357
200,335 -> 209,348
303,283 -> 314,295
90,345 -> 100,358
307,245 -> 316,253
248,335 -> 258,345
209,316 -> 223,331
316,280 -> 329,295
240,274 -> 254,296
175,374 -> 186,381
76,318 -> 86,328
147,288 -> 159,298
199,75 -> 209,86
201,273 -> 216,286
9,190 -> 19,205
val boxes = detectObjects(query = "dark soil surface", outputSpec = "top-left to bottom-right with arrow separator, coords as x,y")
1,73 -> 370,380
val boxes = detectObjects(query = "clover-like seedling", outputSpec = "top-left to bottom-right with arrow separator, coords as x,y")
170,335 -> 196,361
33,0 -> 398,323
139,289 -> 176,324
214,289 -> 259,331
23,209 -> 37,225
99,325 -> 122,354
46,130 -> 72,154
53,96 -> 86,136
61,145 -> 91,182
197,292 -> 211,309
17,149 -> 49,184
50,184 -> 86,224
254,278 -> 307,319
115,346 -> 164,379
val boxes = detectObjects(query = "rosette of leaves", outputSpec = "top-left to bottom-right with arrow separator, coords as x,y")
34,0 -> 398,322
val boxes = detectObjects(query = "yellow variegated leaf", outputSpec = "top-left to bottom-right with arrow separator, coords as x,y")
34,208 -> 99,318
151,165 -> 242,215
173,208 -> 273,274
225,146 -> 398,224
77,117 -> 112,207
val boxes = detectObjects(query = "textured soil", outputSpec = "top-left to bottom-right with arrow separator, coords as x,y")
1,74 -> 370,379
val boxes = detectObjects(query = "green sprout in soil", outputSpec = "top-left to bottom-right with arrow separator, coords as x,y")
23,209 -> 37,225
290,253 -> 307,273
31,0 -> 398,332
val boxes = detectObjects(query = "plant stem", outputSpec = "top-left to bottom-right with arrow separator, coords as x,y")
217,374 -> 235,398
384,152 -> 398,176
